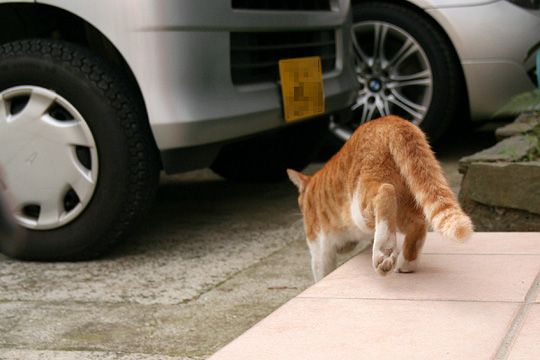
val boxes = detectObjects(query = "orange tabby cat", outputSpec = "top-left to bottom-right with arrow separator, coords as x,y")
288,116 -> 473,281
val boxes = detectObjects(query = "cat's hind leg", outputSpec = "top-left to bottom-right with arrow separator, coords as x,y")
372,183 -> 399,275
397,218 -> 427,273
308,233 -> 337,282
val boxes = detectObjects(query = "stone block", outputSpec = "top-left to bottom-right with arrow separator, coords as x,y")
459,161 -> 540,231
459,135 -> 538,173
495,113 -> 540,139
462,162 -> 540,214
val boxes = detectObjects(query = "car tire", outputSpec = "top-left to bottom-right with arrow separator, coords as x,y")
337,1 -> 462,142
0,39 -> 160,261
211,118 -> 328,182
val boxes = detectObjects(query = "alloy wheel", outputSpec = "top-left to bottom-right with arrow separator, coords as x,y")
332,21 -> 433,140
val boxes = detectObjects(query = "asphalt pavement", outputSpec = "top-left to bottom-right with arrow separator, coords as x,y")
0,127 -> 496,359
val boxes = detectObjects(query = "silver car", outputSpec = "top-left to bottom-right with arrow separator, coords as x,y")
330,0 -> 540,141
0,0 -> 357,260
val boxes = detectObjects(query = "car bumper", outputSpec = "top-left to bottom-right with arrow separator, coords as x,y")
151,75 -> 357,150
128,0 -> 358,150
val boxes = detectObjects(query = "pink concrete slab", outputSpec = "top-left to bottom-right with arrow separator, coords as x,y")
210,298 -> 518,360
421,232 -> 540,255
300,253 -> 540,302
508,305 -> 540,360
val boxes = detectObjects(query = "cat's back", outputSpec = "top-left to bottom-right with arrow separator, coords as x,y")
319,116 -> 421,191
339,116 -> 408,163
306,116 -> 421,229
350,115 -> 420,142
317,116 -> 423,174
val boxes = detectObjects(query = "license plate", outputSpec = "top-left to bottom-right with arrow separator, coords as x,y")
279,56 -> 325,122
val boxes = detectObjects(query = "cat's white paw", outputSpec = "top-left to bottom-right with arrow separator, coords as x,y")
372,247 -> 398,276
395,252 -> 417,273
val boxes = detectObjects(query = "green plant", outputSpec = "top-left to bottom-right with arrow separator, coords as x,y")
524,127 -> 540,161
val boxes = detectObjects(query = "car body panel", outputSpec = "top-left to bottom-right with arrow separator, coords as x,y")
406,0 -> 539,118
3,0 -> 537,145
425,1 -> 539,118
34,0 -> 357,149
408,0 -> 498,8
460,61 -> 534,117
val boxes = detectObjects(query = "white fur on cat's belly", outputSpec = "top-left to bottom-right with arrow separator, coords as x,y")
308,233 -> 337,282
350,193 -> 373,234
308,228 -> 372,282
373,220 -> 398,275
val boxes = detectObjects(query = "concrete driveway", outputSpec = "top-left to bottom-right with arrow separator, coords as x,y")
0,128 -> 495,359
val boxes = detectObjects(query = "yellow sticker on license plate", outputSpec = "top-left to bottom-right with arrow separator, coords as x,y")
279,56 -> 325,122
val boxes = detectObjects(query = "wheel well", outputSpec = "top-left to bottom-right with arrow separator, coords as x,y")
351,0 -> 470,122
0,2 -> 161,164
1,4 -> 132,75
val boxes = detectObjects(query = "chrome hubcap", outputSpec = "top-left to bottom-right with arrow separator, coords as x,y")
334,21 -> 433,139
0,86 -> 98,230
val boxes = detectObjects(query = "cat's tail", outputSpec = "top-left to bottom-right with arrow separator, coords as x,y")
386,117 -> 473,241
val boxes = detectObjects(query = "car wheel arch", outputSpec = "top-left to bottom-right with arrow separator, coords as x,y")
0,2 -> 157,153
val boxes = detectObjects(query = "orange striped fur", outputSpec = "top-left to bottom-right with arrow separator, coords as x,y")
288,116 -> 473,280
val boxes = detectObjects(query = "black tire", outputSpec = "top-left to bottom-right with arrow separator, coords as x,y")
211,118 -> 328,181
0,40 -> 160,261
349,1 -> 463,142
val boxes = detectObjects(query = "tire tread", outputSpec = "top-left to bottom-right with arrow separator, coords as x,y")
0,39 -> 159,260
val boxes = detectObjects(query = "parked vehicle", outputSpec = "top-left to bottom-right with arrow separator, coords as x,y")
330,0 -> 540,142
0,0 -> 357,260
